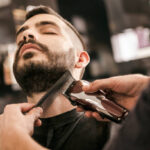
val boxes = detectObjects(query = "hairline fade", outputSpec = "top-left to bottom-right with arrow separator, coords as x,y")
25,5 -> 86,50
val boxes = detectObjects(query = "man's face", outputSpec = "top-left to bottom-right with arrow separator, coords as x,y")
13,14 -> 77,95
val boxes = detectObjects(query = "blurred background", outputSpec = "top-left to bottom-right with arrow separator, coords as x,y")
0,0 -> 150,113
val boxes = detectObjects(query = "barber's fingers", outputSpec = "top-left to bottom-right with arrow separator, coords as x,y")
13,103 -> 43,123
76,106 -> 92,117
18,103 -> 35,113
85,111 -> 109,122
34,119 -> 42,127
3,103 -> 33,115
76,106 -> 109,122
92,112 -> 109,121
26,107 -> 43,119
82,79 -> 114,93
76,106 -> 84,112
4,103 -> 35,114
84,111 -> 93,117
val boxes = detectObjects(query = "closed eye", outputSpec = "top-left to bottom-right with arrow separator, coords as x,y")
42,32 -> 57,35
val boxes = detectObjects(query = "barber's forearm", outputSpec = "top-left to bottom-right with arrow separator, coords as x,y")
1,128 -> 49,150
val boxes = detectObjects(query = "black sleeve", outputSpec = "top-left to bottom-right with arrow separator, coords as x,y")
103,83 -> 150,150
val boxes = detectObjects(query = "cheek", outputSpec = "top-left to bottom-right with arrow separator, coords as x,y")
16,34 -> 22,44
40,36 -> 74,53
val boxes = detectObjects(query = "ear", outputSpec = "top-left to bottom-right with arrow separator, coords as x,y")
75,51 -> 90,68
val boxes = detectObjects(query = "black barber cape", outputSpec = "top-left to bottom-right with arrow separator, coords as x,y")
33,109 -> 109,150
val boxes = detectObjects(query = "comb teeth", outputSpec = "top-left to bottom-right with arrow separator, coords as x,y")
61,72 -> 75,95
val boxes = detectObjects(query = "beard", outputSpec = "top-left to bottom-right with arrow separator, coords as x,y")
13,39 -> 75,96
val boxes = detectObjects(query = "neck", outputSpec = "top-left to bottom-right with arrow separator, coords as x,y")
27,92 -> 76,118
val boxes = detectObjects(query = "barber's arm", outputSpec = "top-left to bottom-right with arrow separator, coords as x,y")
103,82 -> 150,150
77,74 -> 150,121
0,103 -> 49,150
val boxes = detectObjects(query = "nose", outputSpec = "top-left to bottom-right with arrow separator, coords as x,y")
17,29 -> 37,45
23,32 -> 36,42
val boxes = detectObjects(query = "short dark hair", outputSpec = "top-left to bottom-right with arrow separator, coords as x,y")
26,5 -> 86,50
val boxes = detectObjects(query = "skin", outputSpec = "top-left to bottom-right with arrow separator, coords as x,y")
0,103 -> 48,150
16,14 -> 89,74
77,74 -> 150,121
15,14 -> 90,118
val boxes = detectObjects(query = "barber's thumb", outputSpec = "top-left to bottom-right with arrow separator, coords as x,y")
82,81 -> 101,93
82,84 -> 90,91
82,84 -> 95,93
27,107 -> 43,121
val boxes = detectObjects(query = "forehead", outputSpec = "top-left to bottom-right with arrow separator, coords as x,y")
22,14 -> 66,28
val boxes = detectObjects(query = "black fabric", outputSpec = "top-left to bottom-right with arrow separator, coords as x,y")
104,83 -> 150,150
33,109 -> 109,150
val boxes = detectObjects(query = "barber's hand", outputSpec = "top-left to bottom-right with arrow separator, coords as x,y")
77,74 -> 150,121
0,103 -> 43,135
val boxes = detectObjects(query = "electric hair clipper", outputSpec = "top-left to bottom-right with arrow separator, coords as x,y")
63,79 -> 128,123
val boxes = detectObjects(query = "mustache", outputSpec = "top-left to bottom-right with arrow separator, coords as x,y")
16,39 -> 49,57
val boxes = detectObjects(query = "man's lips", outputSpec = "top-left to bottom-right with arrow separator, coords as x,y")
19,43 -> 41,56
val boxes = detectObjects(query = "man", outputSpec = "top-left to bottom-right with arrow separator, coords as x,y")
12,5 -> 109,150
0,74 -> 150,150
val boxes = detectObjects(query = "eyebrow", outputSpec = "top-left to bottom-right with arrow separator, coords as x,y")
16,26 -> 29,36
16,21 -> 60,37
35,21 -> 59,28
